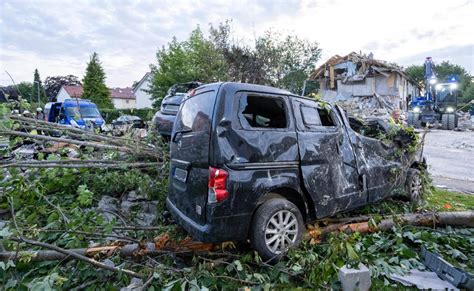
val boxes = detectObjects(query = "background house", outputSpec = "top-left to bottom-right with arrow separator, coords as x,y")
55,85 -> 136,109
309,52 -> 420,118
133,72 -> 153,109
109,87 -> 135,109
56,85 -> 84,102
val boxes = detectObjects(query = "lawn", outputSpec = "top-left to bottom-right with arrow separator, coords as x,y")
426,188 -> 474,211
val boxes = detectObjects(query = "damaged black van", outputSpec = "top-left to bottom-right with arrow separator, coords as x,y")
166,82 -> 424,261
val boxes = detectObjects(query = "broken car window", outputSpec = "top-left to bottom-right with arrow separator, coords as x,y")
300,106 -> 335,127
318,108 -> 336,126
241,95 -> 287,128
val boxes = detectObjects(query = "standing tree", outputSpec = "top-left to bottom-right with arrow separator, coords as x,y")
150,21 -> 322,107
149,27 -> 226,107
255,31 -> 321,94
82,52 -> 114,109
209,21 -> 321,94
44,75 -> 82,101
16,82 -> 34,102
32,69 -> 47,104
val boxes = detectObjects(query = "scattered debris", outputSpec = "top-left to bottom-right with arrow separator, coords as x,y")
422,247 -> 474,289
390,270 -> 458,290
339,264 -> 371,291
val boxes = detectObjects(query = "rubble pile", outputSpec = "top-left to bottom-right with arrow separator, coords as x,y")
458,111 -> 473,130
334,94 -> 404,120
309,52 -> 420,121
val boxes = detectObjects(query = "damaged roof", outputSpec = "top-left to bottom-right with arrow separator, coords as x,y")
309,52 -> 419,85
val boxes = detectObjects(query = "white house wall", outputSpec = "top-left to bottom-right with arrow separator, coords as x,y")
56,87 -> 71,102
135,75 -> 153,109
112,99 -> 136,109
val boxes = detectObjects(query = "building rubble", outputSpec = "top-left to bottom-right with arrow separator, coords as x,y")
309,52 -> 421,121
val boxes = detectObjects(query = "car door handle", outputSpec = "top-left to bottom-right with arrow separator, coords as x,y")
172,132 -> 183,143
172,129 -> 191,143
338,133 -> 344,146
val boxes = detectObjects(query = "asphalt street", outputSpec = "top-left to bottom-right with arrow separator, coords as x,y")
422,129 -> 474,194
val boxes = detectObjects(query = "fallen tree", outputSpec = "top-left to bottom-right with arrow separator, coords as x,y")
307,210 -> 474,240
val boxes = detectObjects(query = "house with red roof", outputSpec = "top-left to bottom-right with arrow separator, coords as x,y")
56,85 -> 136,109
109,87 -> 135,109
56,85 -> 84,102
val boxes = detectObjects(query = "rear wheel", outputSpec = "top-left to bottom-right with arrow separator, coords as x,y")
407,112 -> 415,126
250,198 -> 304,262
408,112 -> 421,128
441,114 -> 457,130
406,169 -> 423,204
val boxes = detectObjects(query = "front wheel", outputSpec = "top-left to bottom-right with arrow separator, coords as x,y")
406,169 -> 423,205
250,198 -> 304,262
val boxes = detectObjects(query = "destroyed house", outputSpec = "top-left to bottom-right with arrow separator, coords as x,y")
309,52 -> 420,116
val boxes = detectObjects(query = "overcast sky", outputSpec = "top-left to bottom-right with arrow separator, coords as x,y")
1,0 -> 472,87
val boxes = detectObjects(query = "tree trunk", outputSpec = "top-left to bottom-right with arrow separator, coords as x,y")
308,211 -> 474,239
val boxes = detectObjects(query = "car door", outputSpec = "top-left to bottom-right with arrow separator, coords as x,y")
335,106 -> 401,203
290,97 -> 363,218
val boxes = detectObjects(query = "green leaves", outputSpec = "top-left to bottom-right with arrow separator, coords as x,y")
76,185 -> 94,206
0,260 -> 15,271
29,272 -> 67,291
345,241 -> 359,260
0,227 -> 12,239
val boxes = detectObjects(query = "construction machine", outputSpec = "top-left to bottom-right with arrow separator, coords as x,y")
407,57 -> 459,130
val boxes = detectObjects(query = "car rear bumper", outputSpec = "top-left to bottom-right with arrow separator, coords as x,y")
166,197 -> 251,243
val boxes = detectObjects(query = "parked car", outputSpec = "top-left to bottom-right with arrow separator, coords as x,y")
166,82 -> 425,261
111,115 -> 146,136
152,82 -> 202,138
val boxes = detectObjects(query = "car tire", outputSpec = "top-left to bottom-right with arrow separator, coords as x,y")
406,169 -> 423,205
448,114 -> 457,130
409,112 -> 421,128
250,198 -> 304,262
441,114 -> 456,130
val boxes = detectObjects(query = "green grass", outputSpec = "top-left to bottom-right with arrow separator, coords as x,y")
425,188 -> 474,211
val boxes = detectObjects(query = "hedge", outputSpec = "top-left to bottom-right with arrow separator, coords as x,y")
100,108 -> 156,123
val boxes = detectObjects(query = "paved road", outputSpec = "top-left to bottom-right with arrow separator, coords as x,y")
422,129 -> 474,194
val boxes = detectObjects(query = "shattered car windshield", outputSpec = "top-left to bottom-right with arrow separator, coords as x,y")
66,106 -> 101,119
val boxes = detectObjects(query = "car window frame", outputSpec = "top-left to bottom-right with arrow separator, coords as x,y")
234,92 -> 291,132
291,97 -> 341,133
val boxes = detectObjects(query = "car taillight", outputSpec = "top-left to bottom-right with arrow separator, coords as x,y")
208,167 -> 229,203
